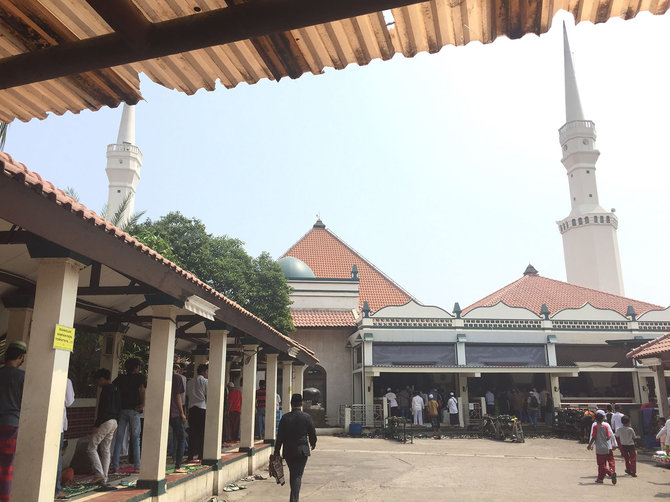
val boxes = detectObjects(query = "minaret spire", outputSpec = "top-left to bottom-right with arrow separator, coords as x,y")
556,24 -> 624,296
105,103 -> 142,228
563,22 -> 584,122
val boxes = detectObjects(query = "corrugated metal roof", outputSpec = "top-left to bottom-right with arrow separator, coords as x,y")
0,0 -> 668,122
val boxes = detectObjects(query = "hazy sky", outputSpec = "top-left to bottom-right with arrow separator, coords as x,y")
3,10 -> 669,312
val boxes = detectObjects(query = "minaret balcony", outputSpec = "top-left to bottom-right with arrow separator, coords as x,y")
559,120 -> 596,144
556,212 -> 618,234
107,143 -> 143,162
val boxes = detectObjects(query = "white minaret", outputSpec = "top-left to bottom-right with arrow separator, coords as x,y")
105,103 -> 142,228
556,23 -> 624,295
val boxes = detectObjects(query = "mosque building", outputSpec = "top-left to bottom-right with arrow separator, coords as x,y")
277,27 -> 670,426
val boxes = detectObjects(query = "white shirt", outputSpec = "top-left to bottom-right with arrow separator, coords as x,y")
411,395 -> 424,411
590,421 -> 615,450
611,412 -> 624,432
447,396 -> 458,414
62,378 -> 75,432
485,391 -> 494,405
385,392 -> 398,408
186,374 -> 208,409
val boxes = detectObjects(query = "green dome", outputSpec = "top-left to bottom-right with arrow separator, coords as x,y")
278,256 -> 315,279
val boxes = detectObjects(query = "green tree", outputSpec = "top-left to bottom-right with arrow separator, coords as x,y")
128,212 -> 294,333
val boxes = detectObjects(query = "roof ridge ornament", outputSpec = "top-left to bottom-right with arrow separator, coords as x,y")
313,217 -> 326,229
523,264 -> 538,276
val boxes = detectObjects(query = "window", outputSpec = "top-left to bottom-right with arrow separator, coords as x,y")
578,218 -> 583,225
586,170 -> 590,173
585,216 -> 589,224
589,194 -> 593,198
572,219 -> 576,227
606,216 -> 610,223
600,216 -> 604,223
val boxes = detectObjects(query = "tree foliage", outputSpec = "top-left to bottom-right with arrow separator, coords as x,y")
128,212 -> 294,334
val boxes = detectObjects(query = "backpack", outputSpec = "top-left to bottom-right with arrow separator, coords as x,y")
529,395 -> 539,408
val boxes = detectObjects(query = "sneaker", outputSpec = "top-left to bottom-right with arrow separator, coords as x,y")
611,472 -> 617,485
630,472 -> 637,477
625,470 -> 631,475
595,479 -> 604,484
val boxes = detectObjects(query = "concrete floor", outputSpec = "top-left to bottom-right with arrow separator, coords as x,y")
222,436 -> 670,501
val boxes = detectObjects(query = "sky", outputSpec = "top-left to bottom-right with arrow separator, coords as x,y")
3,10 -> 670,312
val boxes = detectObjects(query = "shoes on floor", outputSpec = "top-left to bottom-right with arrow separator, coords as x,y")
611,472 -> 617,485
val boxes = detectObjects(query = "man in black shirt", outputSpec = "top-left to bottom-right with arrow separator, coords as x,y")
111,358 -> 146,472
88,369 -> 120,486
275,394 -> 317,502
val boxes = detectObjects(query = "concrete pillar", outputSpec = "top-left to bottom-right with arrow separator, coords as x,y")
458,373 -> 469,427
239,343 -> 258,453
193,350 -> 208,368
654,366 -> 669,418
99,322 -> 127,381
264,353 -> 279,443
547,343 -> 557,367
203,325 -> 229,492
225,359 -> 232,386
456,334 -> 466,366
632,371 -> 643,403
364,374 -> 374,427
12,258 -> 82,502
281,361 -> 292,414
137,304 -> 180,498
550,375 -> 562,409
292,362 -> 305,396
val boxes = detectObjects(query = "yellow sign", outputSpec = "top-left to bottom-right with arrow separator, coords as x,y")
53,325 -> 75,352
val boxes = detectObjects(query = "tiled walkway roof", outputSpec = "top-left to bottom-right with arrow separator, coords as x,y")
0,151 -> 314,359
282,220 -> 416,313
627,333 -> 670,360
464,270 -> 663,317
291,309 -> 357,328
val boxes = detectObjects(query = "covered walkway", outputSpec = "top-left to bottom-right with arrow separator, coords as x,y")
0,151 -> 316,501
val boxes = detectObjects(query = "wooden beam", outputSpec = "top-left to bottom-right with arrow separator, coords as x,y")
84,0 -> 151,45
0,230 -> 29,244
0,0 -> 427,90
0,269 -> 34,289
77,285 -> 157,296
88,262 -> 101,288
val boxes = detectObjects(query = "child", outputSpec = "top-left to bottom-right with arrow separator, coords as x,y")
587,410 -> 617,484
615,415 -> 638,477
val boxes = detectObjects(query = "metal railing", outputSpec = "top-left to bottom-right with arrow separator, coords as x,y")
339,404 -> 384,428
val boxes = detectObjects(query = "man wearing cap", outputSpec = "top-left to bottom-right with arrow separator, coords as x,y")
587,409 -> 617,484
275,394 -> 317,502
225,382 -> 242,442
447,392 -> 459,426
384,388 -> 399,417
0,341 -> 26,501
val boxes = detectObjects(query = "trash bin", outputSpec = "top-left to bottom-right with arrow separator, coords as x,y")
349,423 -> 362,435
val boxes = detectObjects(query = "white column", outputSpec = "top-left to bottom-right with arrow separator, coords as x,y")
654,366 -> 669,418
364,373 -> 374,427
137,304 -> 179,498
239,343 -> 258,452
292,362 -> 305,396
12,258 -> 82,502
550,375 -> 562,409
547,343 -> 557,367
99,325 -> 126,381
203,327 -> 229,467
281,361 -> 292,414
456,334 -> 466,366
458,374 -> 469,427
264,353 -> 279,443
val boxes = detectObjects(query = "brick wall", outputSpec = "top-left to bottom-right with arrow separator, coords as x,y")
65,406 -> 95,439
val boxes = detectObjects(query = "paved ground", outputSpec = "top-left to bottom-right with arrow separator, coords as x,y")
222,436 -> 670,501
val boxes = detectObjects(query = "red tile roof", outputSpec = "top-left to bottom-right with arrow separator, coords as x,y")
626,333 -> 670,360
291,309 -> 358,328
282,220 -> 416,313
463,269 -> 663,318
0,151 -> 313,358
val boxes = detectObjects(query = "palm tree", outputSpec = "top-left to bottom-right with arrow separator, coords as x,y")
101,193 -> 146,230
0,123 -> 7,150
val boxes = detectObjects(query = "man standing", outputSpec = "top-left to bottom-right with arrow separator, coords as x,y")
485,389 -> 495,416
411,391 -> 424,425
170,365 -> 187,473
225,382 -> 242,442
186,364 -> 208,462
0,341 -> 26,501
111,358 -> 146,473
88,369 -> 120,487
397,387 -> 410,420
427,394 -> 440,432
447,392 -> 459,426
256,380 -> 267,439
275,394 -> 317,502
385,388 -> 399,417
527,388 -> 540,427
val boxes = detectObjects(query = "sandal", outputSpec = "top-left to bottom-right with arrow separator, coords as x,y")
223,484 -> 240,492
174,468 -> 188,474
